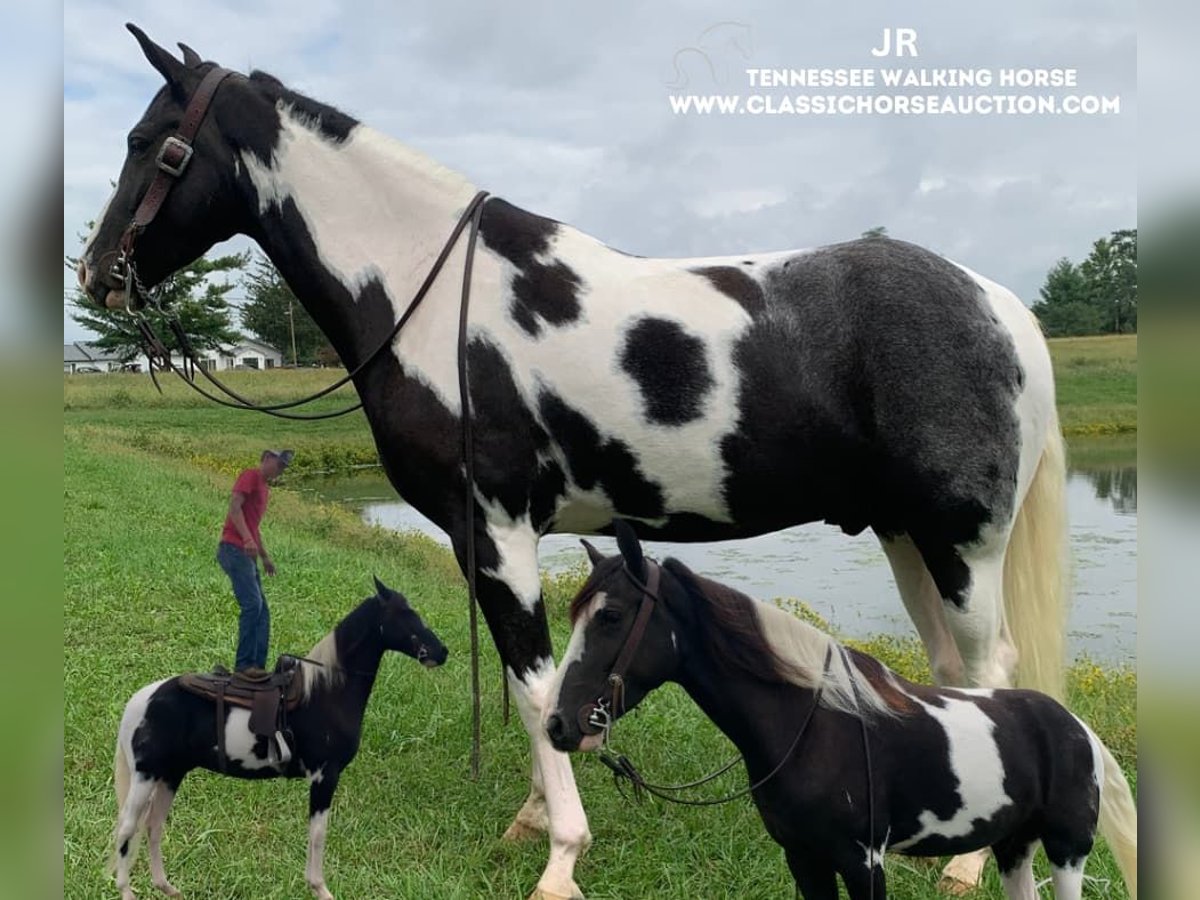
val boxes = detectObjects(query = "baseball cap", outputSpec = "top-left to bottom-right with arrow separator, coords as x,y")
264,449 -> 294,467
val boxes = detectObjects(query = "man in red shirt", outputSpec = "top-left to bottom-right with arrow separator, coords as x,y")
217,449 -> 293,671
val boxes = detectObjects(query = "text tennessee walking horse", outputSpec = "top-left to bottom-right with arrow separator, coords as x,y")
79,26 -> 1068,898
545,524 -> 1137,899
111,579 -> 448,900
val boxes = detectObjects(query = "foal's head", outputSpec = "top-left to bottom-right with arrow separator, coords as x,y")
545,521 -> 685,753
373,577 -> 449,668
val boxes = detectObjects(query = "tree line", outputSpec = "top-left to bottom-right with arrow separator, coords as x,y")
68,247 -> 334,366
1030,229 -> 1137,337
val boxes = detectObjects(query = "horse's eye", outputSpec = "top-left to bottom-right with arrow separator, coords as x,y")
127,135 -> 150,155
597,607 -> 623,625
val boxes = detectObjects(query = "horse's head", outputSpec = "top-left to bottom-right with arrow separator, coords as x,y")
544,521 -> 683,753
372,576 -> 449,668
77,24 -> 268,310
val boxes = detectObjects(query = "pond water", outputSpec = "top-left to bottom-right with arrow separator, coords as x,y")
301,440 -> 1136,664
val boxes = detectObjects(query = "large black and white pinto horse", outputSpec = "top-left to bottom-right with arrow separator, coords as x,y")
110,579 -> 448,900
546,524 -> 1137,900
80,26 -> 1068,898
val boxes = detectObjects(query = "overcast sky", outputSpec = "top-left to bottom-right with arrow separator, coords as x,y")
63,0 -> 1136,343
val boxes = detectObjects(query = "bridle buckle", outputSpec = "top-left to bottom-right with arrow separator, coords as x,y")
156,135 -> 194,177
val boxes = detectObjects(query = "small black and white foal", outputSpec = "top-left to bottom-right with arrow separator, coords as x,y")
111,578 -> 448,900
546,524 -> 1138,900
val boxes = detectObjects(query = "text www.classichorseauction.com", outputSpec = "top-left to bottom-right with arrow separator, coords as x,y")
670,67 -> 1120,116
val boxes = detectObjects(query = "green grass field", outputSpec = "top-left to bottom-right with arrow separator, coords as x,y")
1047,334 -> 1137,436
63,345 -> 1136,898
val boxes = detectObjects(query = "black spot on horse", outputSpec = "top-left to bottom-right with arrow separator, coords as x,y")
464,338 -> 550,520
620,317 -> 714,426
720,238 -> 1023,598
692,265 -> 766,315
538,390 -> 665,518
510,260 -> 583,338
479,198 -> 584,337
478,198 -> 560,269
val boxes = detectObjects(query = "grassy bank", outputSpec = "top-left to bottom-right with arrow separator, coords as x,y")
1048,334 -> 1137,436
64,418 -> 1135,898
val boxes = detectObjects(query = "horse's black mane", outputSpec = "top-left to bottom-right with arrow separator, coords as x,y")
247,69 -> 359,143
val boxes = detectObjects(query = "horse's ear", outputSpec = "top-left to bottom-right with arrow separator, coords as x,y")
580,539 -> 605,567
373,575 -> 389,598
177,42 -> 203,67
612,520 -> 646,578
127,23 -> 189,90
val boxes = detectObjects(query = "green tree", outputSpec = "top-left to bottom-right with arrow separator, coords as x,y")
67,243 -> 247,362
1080,229 -> 1137,333
240,254 -> 329,365
1031,258 -> 1105,337
861,225 -> 888,238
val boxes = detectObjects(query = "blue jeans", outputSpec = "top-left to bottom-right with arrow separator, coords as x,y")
217,542 -> 269,670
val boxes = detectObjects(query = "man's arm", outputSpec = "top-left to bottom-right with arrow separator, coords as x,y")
227,491 -> 258,557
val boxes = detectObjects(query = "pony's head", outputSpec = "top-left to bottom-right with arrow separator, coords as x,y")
544,521 -> 684,753
373,576 -> 449,668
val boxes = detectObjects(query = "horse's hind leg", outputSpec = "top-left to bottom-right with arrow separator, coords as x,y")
880,534 -> 965,686
146,780 -> 181,897
114,774 -> 157,900
993,838 -> 1037,900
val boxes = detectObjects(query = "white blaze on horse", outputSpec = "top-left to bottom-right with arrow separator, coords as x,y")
110,579 -> 447,900
81,25 -> 1069,898
545,523 -> 1137,900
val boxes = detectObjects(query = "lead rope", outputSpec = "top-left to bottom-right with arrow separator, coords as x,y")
455,195 -> 488,780
838,646 -> 877,900
598,645 -> 833,807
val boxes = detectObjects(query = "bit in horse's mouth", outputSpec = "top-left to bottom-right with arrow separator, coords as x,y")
105,288 -> 130,310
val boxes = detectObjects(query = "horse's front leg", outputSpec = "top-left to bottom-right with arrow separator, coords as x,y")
305,767 -> 341,900
459,520 -> 590,900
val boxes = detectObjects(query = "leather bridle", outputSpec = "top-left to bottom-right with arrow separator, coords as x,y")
577,561 -> 662,738
105,65 -> 236,300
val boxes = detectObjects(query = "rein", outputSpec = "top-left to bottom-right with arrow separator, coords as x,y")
130,190 -> 491,421
597,644 -> 833,808
110,71 -> 500,775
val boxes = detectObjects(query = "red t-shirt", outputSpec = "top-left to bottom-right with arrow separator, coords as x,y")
221,467 -> 269,549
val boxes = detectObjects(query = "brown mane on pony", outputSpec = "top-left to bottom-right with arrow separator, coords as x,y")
660,558 -> 801,685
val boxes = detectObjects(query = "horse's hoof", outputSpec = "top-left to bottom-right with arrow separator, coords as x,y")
937,874 -> 977,896
503,820 -> 546,842
527,888 -> 584,900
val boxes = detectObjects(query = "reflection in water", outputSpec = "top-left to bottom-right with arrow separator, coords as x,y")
302,458 -> 1137,664
1082,467 -> 1137,516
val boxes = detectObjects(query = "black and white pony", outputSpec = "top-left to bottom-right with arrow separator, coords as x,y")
80,26 -> 1069,897
545,524 -> 1137,900
111,578 -> 448,900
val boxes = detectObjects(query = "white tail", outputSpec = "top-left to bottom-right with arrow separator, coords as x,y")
1003,418 -> 1069,699
1097,738 -> 1138,898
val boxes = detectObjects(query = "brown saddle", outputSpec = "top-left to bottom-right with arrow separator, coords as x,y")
179,655 -> 305,772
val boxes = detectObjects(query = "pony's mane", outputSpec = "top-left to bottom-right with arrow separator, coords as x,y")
662,559 -> 901,719
300,624 -> 344,701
